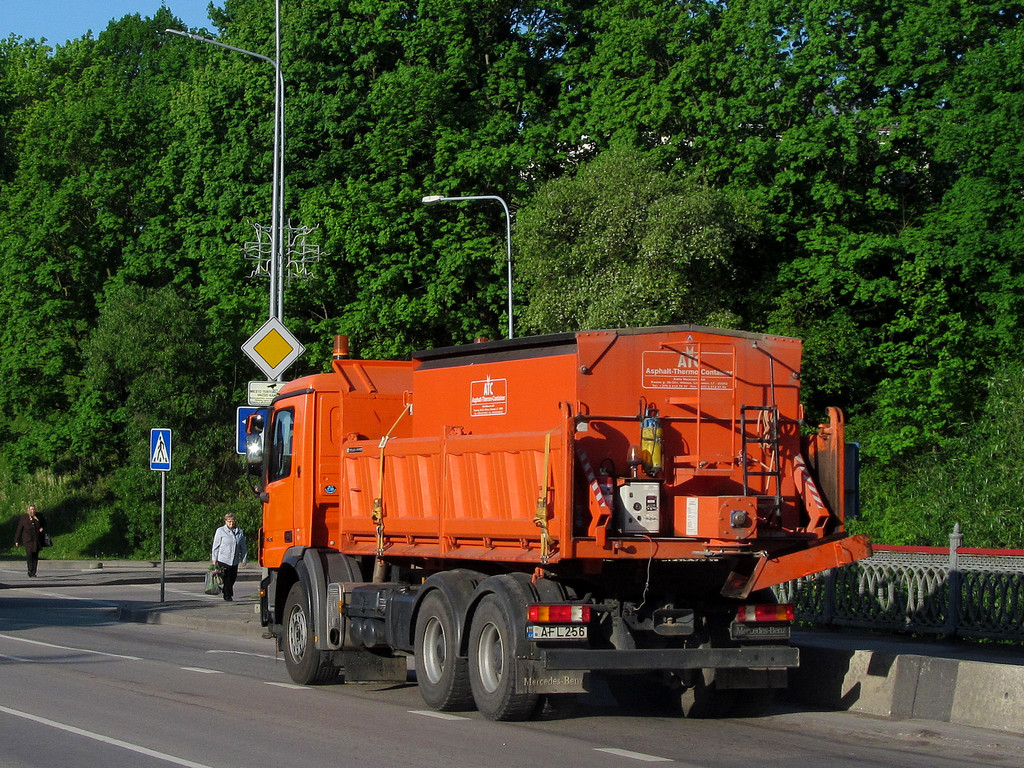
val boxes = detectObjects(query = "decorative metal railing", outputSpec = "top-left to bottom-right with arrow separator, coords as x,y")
775,525 -> 1024,641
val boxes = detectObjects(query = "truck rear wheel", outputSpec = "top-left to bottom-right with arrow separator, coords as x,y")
468,593 -> 539,721
414,591 -> 473,711
283,582 -> 336,685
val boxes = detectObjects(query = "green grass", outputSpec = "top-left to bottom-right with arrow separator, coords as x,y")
0,457 -> 129,559
0,455 -> 261,561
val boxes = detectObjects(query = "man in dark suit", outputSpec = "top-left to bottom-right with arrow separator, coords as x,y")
13,503 -> 47,577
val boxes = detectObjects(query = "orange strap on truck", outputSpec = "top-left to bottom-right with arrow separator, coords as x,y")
374,404 -> 412,557
534,428 -> 561,564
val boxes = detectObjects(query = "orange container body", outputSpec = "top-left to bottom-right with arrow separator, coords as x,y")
260,326 -> 870,596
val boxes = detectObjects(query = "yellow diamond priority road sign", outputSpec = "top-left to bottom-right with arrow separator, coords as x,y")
242,317 -> 305,380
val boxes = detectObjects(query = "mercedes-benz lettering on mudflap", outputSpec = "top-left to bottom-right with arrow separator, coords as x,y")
248,326 -> 871,721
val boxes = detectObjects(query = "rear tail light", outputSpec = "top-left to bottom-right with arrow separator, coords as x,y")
737,603 -> 795,622
528,604 -> 591,623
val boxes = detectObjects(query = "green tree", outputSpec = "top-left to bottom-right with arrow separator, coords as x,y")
253,0 -> 573,354
0,10 -> 202,473
855,358 -> 1024,549
72,281 -> 254,558
515,145 -> 762,333
1,0 -> 1023,552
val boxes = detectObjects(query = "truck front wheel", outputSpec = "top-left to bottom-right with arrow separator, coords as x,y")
468,593 -> 539,721
414,591 -> 473,711
283,582 -> 336,685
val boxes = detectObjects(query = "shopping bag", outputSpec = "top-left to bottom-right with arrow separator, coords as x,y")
204,568 -> 223,596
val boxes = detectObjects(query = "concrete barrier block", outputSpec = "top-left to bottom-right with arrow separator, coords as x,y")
788,645 -> 906,716
909,657 -> 957,722
949,660 -> 1024,733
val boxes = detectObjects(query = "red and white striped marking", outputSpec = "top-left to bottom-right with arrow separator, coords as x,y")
578,450 -> 612,510
794,454 -> 829,528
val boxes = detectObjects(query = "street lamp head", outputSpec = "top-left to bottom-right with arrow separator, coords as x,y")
419,192 -> 514,340
165,29 -> 203,43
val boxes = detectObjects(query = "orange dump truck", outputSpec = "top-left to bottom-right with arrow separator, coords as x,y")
249,325 -> 871,720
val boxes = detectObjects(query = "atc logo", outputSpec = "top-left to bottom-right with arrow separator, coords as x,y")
470,376 -> 508,417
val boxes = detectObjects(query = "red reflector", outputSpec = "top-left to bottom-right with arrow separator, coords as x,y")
737,603 -> 795,622
527,604 -> 591,623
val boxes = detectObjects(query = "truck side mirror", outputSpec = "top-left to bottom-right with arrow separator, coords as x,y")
245,432 -> 264,481
246,412 -> 265,434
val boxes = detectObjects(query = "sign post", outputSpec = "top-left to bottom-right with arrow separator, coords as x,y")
150,428 -> 172,602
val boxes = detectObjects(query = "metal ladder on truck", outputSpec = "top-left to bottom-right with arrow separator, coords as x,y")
740,405 -> 783,525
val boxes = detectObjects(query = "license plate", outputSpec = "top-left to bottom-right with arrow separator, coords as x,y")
527,624 -> 587,640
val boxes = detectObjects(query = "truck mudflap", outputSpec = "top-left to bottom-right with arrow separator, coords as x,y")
721,533 -> 873,599
516,660 -> 591,694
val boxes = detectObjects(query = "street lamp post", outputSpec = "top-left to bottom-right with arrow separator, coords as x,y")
166,3 -> 286,321
422,194 -> 514,340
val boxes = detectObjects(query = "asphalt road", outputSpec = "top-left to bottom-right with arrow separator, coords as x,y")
2,561 -> 1024,768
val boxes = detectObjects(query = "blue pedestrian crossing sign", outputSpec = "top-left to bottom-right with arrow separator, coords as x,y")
150,428 -> 172,471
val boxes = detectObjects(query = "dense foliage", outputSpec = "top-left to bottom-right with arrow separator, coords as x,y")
1,0 -> 1022,555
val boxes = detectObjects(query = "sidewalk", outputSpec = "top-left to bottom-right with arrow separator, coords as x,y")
4,559 -> 1022,733
105,560 -> 267,638
0,558 -> 266,638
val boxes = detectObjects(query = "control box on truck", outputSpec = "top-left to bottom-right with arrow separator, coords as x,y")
247,325 -> 871,720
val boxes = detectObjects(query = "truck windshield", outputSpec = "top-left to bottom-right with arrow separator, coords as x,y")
268,408 -> 294,482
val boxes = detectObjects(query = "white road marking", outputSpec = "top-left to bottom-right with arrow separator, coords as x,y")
0,651 -> 33,662
265,681 -> 310,690
595,747 -> 674,762
0,633 -> 142,660
164,587 -> 220,599
409,710 -> 469,720
181,667 -> 222,674
23,590 -> 119,606
0,704 -> 218,768
206,649 -> 278,660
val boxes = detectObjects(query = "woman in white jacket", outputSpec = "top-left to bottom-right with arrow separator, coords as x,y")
211,513 -> 247,601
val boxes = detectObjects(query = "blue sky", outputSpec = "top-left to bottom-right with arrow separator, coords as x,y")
2,1 -> 222,46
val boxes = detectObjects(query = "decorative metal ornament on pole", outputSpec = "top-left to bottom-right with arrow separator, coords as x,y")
421,194 -> 514,339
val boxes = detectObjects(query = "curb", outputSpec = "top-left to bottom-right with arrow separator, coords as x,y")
116,601 -> 268,639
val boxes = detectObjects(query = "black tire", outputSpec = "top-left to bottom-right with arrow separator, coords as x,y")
414,591 -> 474,711
282,582 -> 336,685
468,593 -> 539,721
